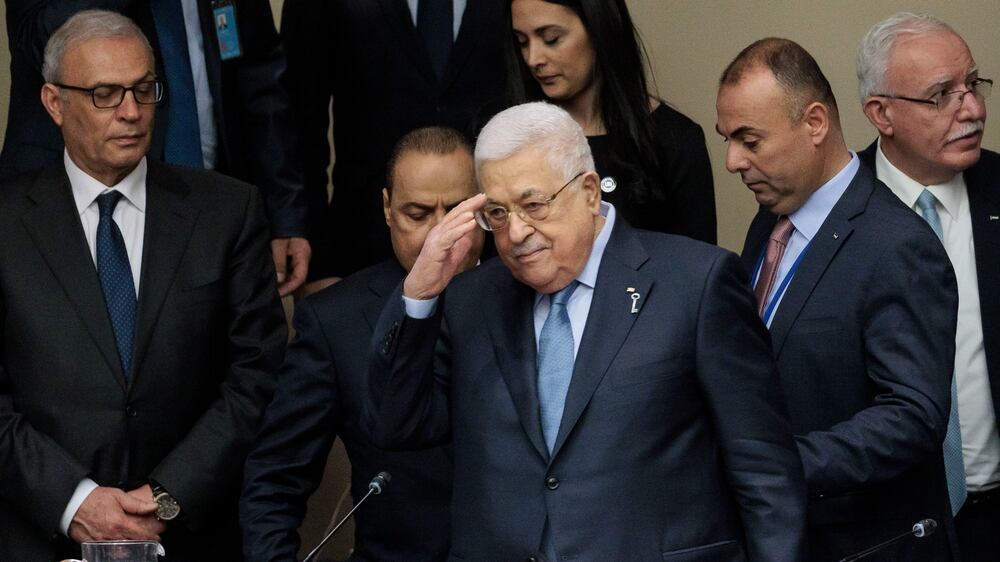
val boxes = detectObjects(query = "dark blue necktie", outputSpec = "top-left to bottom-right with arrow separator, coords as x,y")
97,191 -> 137,380
417,0 -> 453,80
151,0 -> 204,167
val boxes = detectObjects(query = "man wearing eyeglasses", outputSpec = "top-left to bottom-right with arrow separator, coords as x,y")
367,101 -> 808,561
858,13 -> 999,561
0,11 -> 286,561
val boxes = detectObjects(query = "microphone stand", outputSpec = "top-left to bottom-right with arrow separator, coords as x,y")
302,472 -> 391,562
837,519 -> 937,562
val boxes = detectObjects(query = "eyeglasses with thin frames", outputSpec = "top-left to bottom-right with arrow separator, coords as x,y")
53,80 -> 164,109
875,77 -> 992,113
475,171 -> 585,232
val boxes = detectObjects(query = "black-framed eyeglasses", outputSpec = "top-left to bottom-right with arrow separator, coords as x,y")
475,172 -> 585,232
875,77 -> 992,113
53,80 -> 164,108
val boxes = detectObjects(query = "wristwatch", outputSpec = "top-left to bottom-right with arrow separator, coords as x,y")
150,480 -> 181,522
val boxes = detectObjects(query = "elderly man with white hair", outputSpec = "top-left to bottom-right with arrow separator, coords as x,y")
857,12 -> 998,560
367,101 -> 807,561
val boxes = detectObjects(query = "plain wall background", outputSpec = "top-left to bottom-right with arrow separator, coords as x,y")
0,0 -> 996,251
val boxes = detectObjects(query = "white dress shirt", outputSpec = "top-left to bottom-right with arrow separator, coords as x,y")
753,153 -> 859,327
876,141 -> 1000,492
59,151 -> 149,535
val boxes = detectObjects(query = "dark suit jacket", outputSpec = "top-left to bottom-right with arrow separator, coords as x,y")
0,160 -> 287,561
860,143 -> 1000,422
740,164 -> 959,561
369,218 -> 807,561
280,0 -> 505,278
240,260 -> 451,562
0,0 -> 306,237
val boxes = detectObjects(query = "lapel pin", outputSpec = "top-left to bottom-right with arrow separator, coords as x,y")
600,177 -> 617,193
990,215 -> 999,221
626,287 -> 640,313
832,232 -> 839,239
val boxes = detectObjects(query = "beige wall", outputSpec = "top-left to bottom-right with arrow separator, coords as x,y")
1,2 -> 996,251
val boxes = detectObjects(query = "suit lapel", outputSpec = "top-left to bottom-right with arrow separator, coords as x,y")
438,0 -> 494,91
550,221 -> 651,460
485,268 -> 549,461
378,0 -> 438,88
20,168 -> 127,389
741,210 -> 778,285
965,158 -> 1000,414
363,261 -> 407,330
767,169 -> 872,356
130,163 -> 198,386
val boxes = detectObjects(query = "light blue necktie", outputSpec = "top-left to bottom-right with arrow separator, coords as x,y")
537,281 -> 579,453
916,188 -> 967,515
96,192 -> 137,381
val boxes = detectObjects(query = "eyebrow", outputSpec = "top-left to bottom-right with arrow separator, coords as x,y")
715,124 -> 757,139
399,202 -> 435,213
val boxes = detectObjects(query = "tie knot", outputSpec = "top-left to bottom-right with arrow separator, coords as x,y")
770,215 -> 794,244
916,189 -> 938,213
551,281 -> 579,307
97,191 -> 124,218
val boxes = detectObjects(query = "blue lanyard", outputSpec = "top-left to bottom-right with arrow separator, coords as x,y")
754,242 -> 811,326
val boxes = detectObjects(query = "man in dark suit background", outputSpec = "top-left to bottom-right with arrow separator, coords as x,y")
280,0 -> 504,283
716,38 -> 959,561
1,0 -> 311,295
240,126 -> 483,561
856,13 -> 999,560
0,11 -> 286,560
369,101 -> 807,561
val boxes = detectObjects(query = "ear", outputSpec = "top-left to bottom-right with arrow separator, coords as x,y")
382,188 -> 392,227
40,83 -> 65,126
802,102 -> 830,147
862,97 -> 893,137
580,171 -> 602,214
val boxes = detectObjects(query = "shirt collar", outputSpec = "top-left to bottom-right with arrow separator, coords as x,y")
65,150 -> 147,215
788,152 -> 859,242
576,201 -> 615,289
875,139 -> 964,220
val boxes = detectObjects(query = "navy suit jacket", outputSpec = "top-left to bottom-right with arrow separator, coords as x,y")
0,0 -> 306,237
369,218 -> 807,561
240,260 -> 451,562
860,143 -> 1000,422
280,0 -> 505,278
0,160 -> 287,561
741,163 -> 959,561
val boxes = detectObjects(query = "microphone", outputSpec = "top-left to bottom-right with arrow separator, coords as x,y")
369,471 -> 391,495
837,518 -> 937,562
302,471 -> 392,562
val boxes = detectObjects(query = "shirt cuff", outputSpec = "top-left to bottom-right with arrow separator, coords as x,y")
402,294 -> 438,319
60,478 -> 99,536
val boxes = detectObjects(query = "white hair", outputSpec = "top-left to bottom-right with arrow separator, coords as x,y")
474,102 -> 595,187
856,12 -> 956,101
42,10 -> 152,84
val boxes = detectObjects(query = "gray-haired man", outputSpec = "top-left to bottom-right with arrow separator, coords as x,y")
858,12 -> 999,560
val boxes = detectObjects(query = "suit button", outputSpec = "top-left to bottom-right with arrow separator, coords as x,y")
545,476 -> 559,490
527,557 -> 538,562
125,406 -> 137,417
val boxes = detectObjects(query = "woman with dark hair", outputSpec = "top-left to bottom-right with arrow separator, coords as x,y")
506,0 -> 717,243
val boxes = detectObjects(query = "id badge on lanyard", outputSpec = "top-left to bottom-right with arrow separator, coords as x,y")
212,0 -> 242,60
